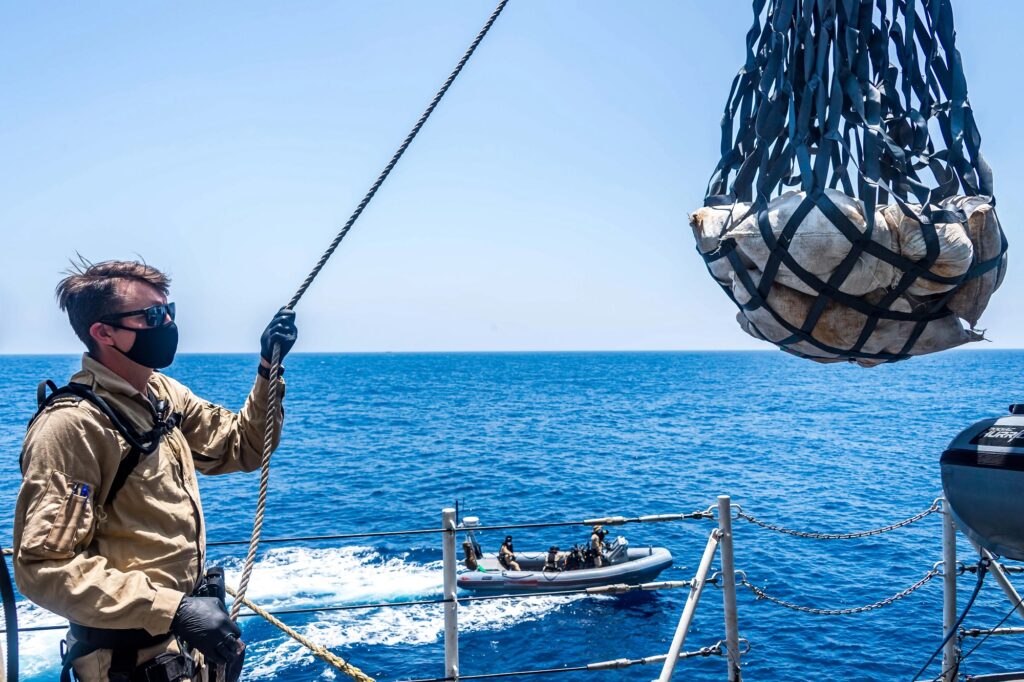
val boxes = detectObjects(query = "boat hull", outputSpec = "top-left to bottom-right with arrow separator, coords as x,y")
457,547 -> 673,593
941,410 -> 1024,560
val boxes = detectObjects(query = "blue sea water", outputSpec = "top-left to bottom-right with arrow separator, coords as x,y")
1,350 -> 1023,681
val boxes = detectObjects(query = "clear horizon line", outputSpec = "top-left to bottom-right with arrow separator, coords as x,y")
1,347 -> 1022,358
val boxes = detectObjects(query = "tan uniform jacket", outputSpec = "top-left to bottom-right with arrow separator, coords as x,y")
13,355 -> 284,673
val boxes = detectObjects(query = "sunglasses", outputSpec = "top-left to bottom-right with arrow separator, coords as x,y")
101,302 -> 176,328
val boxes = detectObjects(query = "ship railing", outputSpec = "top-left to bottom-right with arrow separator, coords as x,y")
429,499 -> 744,682
0,503 -> 735,682
931,501 -> 1024,682
4,494 -> 974,682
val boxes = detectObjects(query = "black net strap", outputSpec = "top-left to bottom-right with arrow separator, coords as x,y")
701,0 -> 1007,362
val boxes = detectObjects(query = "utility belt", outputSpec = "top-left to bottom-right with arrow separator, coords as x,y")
60,567 -> 227,682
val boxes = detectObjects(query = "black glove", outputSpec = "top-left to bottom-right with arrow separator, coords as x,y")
223,637 -> 247,682
170,596 -> 243,665
260,307 -> 298,363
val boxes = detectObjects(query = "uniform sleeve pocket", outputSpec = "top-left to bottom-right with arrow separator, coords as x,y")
24,471 -> 95,559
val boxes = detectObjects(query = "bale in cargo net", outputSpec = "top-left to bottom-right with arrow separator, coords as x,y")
691,0 -> 1007,366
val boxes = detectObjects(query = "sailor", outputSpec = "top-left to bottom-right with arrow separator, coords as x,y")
563,545 -> 583,571
590,525 -> 608,568
13,259 -> 297,682
462,540 -> 479,571
543,546 -> 562,572
498,536 -> 521,571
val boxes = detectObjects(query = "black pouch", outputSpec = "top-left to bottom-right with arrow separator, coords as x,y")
133,651 -> 194,682
194,565 -> 226,604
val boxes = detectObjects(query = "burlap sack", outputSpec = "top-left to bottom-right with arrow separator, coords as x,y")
689,201 -> 754,285
729,271 -> 980,367
943,197 -> 1008,327
881,204 -> 974,296
690,192 -> 1002,364
724,189 -> 896,296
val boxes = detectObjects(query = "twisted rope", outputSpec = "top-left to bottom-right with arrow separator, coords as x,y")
228,0 -> 510,620
227,585 -> 375,682
741,568 -> 940,616
733,501 -> 940,540
286,0 -> 509,310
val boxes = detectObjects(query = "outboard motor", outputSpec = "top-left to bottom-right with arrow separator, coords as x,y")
605,536 -> 629,565
460,516 -> 484,559
941,404 -> 1024,560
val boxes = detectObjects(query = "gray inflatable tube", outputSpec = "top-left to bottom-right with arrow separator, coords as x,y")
457,547 -> 673,593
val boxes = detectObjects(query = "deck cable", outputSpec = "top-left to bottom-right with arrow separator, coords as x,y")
948,595 -> 1024,681
910,557 -> 989,681
395,640 -> 736,682
229,0 -> 510,624
0,579 -> 697,635
208,510 -> 713,548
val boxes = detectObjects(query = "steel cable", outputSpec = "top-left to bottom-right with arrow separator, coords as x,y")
208,510 -> 712,547
949,595 -> 1024,681
911,558 -> 989,682
229,0 -> 510,621
397,642 -> 726,682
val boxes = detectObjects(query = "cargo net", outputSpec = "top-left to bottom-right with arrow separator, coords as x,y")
690,0 -> 1008,366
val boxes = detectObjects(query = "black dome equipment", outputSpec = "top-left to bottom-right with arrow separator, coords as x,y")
941,406 -> 1024,560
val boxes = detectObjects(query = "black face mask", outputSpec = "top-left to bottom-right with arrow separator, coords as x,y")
111,322 -> 179,369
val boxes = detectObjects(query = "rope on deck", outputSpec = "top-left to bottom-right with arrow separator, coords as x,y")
226,584 -> 376,682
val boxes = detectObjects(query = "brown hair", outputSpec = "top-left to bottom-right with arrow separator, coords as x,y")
55,258 -> 171,351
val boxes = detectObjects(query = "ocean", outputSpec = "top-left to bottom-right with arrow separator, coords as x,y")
1,350 -> 1022,681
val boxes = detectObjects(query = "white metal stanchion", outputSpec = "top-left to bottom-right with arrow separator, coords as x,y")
656,529 -> 721,682
718,495 -> 742,682
941,499 -> 958,682
442,508 -> 460,681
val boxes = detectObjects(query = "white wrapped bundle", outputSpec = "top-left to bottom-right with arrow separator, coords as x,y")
730,273 -> 981,367
690,191 -> 1005,365
726,189 -> 897,296
881,203 -> 974,296
944,196 -> 1008,327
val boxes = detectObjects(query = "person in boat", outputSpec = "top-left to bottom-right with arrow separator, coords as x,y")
590,525 -> 608,568
463,540 -> 480,571
544,545 -> 562,572
563,545 -> 583,571
498,535 -> 521,571
12,259 -> 297,682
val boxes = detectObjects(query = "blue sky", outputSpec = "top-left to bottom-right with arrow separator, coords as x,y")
1,1 -> 1020,354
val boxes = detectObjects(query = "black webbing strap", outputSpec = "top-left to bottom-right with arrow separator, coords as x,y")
60,623 -> 170,682
702,0 -> 1008,363
30,381 -> 182,506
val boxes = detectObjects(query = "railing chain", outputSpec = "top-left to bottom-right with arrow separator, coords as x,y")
740,568 -> 940,615
733,500 -> 940,540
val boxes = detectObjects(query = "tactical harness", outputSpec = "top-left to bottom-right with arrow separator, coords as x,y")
30,381 -> 204,682
30,381 -> 182,508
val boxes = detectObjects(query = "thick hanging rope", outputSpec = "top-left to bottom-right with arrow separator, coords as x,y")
229,0 -> 510,621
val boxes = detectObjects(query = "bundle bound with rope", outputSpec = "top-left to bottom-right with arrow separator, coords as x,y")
690,0 -> 1007,366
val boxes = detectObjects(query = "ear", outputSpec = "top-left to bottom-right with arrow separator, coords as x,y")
89,321 -> 119,348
